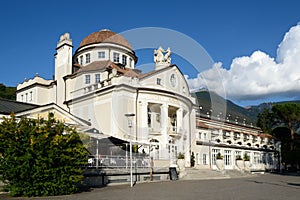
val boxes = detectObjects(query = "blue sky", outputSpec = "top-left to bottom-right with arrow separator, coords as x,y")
1,0 -> 300,106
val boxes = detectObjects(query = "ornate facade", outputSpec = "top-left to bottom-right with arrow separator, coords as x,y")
14,29 -> 280,172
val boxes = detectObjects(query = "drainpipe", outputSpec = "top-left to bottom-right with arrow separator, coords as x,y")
135,88 -> 139,141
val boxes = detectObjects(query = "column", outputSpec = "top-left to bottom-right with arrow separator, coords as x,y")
139,101 -> 148,142
160,103 -> 168,159
176,108 -> 183,135
183,111 -> 191,166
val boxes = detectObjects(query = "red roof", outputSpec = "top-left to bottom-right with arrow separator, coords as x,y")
79,29 -> 132,50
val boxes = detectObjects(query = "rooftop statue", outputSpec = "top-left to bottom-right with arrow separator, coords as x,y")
154,46 -> 171,65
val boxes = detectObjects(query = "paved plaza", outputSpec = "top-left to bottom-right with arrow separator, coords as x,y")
1,173 -> 299,200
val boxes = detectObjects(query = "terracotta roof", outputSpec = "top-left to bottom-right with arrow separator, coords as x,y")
259,133 -> 274,138
75,60 -> 140,78
76,60 -> 112,73
79,29 -> 132,50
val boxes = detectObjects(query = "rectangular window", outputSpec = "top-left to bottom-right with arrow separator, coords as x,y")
129,58 -> 133,68
95,74 -> 100,83
86,53 -> 90,64
157,78 -> 161,85
235,151 -> 241,160
122,55 -> 127,65
25,93 -> 28,102
113,52 -> 120,63
224,150 -> 231,166
198,132 -> 202,140
29,91 -> 33,101
21,94 -> 23,102
212,149 -> 220,166
203,154 -> 207,165
85,74 -> 90,84
98,51 -> 105,59
204,133 -> 207,140
254,152 -> 260,164
80,56 -> 83,65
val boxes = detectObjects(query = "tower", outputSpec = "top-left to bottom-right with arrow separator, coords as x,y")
54,33 -> 73,109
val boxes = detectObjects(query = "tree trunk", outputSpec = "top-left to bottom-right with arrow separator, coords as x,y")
289,122 -> 294,151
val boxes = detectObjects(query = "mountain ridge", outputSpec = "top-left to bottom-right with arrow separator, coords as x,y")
193,90 -> 300,126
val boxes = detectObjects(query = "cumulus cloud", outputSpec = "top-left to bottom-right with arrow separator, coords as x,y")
187,24 -> 300,103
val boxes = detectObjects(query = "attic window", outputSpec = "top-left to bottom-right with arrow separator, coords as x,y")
113,52 -> 120,63
86,53 -> 90,64
80,56 -> 83,65
122,55 -> 127,65
98,51 -> 105,59
157,78 -> 161,85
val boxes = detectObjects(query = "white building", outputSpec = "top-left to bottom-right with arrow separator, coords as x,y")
14,29 -> 280,172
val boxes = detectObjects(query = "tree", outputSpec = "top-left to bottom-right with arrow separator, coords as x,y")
0,83 -> 16,100
272,103 -> 300,149
0,113 -> 89,197
256,108 -> 274,133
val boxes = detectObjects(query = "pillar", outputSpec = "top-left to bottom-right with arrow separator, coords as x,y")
139,101 -> 148,142
160,104 -> 168,159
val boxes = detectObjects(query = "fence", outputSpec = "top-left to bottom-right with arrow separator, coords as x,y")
87,154 -> 150,169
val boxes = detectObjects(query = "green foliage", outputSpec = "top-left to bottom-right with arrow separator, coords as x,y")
256,108 -> 274,133
190,152 -> 195,167
235,155 -> 242,160
216,152 -> 223,160
177,152 -> 185,159
0,113 -> 89,197
0,83 -> 16,100
272,103 -> 300,142
243,153 -> 250,161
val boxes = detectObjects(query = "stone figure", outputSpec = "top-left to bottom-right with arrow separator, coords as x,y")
154,46 -> 171,65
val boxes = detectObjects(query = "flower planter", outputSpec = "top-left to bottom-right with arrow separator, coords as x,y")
216,159 -> 224,171
236,160 -> 244,171
244,160 -> 251,171
177,159 -> 186,178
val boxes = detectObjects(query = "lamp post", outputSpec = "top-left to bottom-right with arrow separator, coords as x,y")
125,113 -> 135,187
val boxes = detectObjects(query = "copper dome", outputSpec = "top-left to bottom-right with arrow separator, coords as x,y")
79,29 -> 132,50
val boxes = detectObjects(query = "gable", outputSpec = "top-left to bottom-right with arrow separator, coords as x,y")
139,65 -> 191,97
16,103 -> 91,127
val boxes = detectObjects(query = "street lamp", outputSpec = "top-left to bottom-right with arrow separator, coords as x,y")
125,113 -> 135,187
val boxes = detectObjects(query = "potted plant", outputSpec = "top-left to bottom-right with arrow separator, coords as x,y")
235,155 -> 244,170
177,152 -> 186,177
215,152 -> 224,171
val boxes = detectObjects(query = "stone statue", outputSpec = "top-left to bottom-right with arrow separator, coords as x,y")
154,46 -> 171,65
164,47 -> 171,64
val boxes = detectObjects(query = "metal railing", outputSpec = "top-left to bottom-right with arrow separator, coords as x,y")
86,155 -> 151,169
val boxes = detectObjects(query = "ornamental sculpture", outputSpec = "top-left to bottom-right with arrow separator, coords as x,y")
154,47 -> 171,65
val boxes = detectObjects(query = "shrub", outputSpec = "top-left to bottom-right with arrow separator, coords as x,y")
0,113 -> 89,197
177,152 -> 185,159
236,155 -> 243,160
216,152 -> 223,160
243,153 -> 250,161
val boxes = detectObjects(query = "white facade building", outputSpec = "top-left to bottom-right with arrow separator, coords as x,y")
15,29 -> 280,171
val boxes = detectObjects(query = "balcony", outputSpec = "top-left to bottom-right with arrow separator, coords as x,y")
148,126 -> 161,135
168,126 -> 181,137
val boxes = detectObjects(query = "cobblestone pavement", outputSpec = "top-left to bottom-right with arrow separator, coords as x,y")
1,173 -> 299,200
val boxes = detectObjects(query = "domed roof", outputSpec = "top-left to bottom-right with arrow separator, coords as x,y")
79,29 -> 132,50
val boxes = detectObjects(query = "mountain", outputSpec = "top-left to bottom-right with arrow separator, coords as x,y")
0,83 -> 16,100
246,100 -> 300,117
193,90 -> 300,126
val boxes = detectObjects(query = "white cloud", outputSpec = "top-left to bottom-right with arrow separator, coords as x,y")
187,23 -> 300,103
